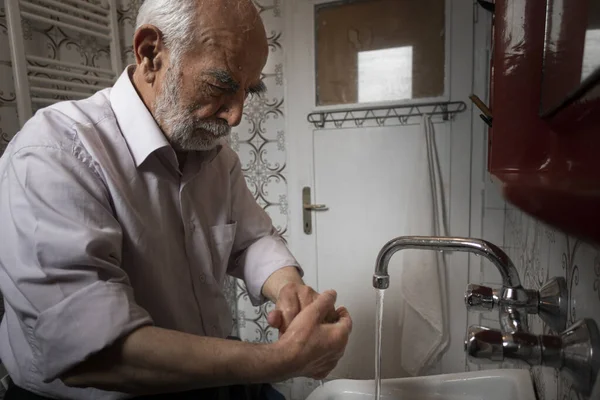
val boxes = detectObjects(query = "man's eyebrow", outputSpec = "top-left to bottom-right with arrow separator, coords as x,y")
205,69 -> 266,95
248,81 -> 267,94
206,69 -> 239,93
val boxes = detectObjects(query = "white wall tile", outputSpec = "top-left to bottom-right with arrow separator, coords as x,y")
484,174 -> 506,210
482,208 -> 505,247
479,207 -> 506,286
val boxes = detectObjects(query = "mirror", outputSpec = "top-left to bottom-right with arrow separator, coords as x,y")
541,0 -> 600,116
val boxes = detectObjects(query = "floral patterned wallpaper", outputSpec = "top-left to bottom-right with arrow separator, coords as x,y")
0,0 -> 315,398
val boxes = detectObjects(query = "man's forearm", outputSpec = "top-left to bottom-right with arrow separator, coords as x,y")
61,325 -> 288,395
261,266 -> 304,302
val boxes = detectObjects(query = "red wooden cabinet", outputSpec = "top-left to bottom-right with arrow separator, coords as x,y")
488,0 -> 600,244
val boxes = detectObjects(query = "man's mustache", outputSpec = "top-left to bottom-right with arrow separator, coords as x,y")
193,119 -> 231,136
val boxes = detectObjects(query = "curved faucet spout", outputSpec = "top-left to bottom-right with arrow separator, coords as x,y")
372,236 -> 522,290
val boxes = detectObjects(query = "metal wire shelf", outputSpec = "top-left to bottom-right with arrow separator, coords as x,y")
306,101 -> 468,129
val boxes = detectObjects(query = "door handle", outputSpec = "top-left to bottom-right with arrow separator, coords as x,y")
303,204 -> 329,211
303,187 -> 328,234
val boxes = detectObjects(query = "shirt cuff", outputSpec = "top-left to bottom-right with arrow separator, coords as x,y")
32,281 -> 153,382
238,235 -> 302,306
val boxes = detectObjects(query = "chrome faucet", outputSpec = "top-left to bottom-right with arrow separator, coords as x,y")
373,236 -> 521,290
466,319 -> 600,396
372,235 -> 596,396
372,236 -> 543,333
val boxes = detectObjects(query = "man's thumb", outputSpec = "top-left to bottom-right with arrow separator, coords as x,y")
307,290 -> 337,322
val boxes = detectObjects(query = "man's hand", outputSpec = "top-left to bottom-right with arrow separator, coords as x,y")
275,290 -> 352,380
268,282 -> 340,335
263,268 -> 339,334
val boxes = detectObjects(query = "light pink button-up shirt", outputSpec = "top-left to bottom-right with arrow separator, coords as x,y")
0,67 -> 299,399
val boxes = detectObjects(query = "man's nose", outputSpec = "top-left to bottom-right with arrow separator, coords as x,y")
218,94 -> 245,127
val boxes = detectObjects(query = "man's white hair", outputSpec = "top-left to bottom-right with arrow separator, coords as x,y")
135,0 -> 198,66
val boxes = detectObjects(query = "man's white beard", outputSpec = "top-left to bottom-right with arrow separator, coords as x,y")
154,65 -> 231,151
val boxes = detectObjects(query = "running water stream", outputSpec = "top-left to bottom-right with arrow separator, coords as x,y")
375,289 -> 385,400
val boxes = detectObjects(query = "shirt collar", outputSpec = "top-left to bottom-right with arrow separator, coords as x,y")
110,65 -> 170,167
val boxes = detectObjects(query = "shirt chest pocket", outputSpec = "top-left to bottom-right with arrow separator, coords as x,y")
209,222 -> 237,284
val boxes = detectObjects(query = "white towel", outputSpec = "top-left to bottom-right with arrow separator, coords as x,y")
397,115 -> 450,376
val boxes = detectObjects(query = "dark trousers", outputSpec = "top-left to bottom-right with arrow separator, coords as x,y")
5,382 -> 284,400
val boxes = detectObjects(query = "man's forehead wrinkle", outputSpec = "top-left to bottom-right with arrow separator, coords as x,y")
196,26 -> 257,42
195,27 -> 232,46
195,0 -> 262,34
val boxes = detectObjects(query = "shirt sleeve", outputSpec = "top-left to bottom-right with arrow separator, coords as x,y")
0,144 -> 153,383
226,152 -> 302,306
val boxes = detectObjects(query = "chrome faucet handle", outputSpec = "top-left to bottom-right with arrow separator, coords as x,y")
499,305 -> 529,333
464,326 -> 504,362
465,284 -> 498,311
465,284 -> 532,332
538,277 -> 568,333
464,277 -> 568,333
464,284 -> 537,311
466,324 -> 551,365
465,319 -> 600,396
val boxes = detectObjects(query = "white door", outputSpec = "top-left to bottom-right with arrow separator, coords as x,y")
285,0 -> 476,379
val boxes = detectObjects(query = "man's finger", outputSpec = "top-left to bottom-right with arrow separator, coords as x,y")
324,308 -> 339,324
304,290 -> 338,323
335,306 -> 352,332
297,287 -> 328,323
267,309 -> 283,329
297,286 -> 320,309
278,289 -> 301,329
336,306 -> 348,315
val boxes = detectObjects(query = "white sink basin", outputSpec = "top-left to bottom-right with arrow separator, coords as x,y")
305,369 -> 536,400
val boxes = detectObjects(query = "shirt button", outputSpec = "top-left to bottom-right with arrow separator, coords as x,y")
189,222 -> 196,232
199,273 -> 206,283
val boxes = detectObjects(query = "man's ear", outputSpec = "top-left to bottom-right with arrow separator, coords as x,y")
132,24 -> 166,85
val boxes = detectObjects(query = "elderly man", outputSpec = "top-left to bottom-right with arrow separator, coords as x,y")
0,0 -> 352,399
